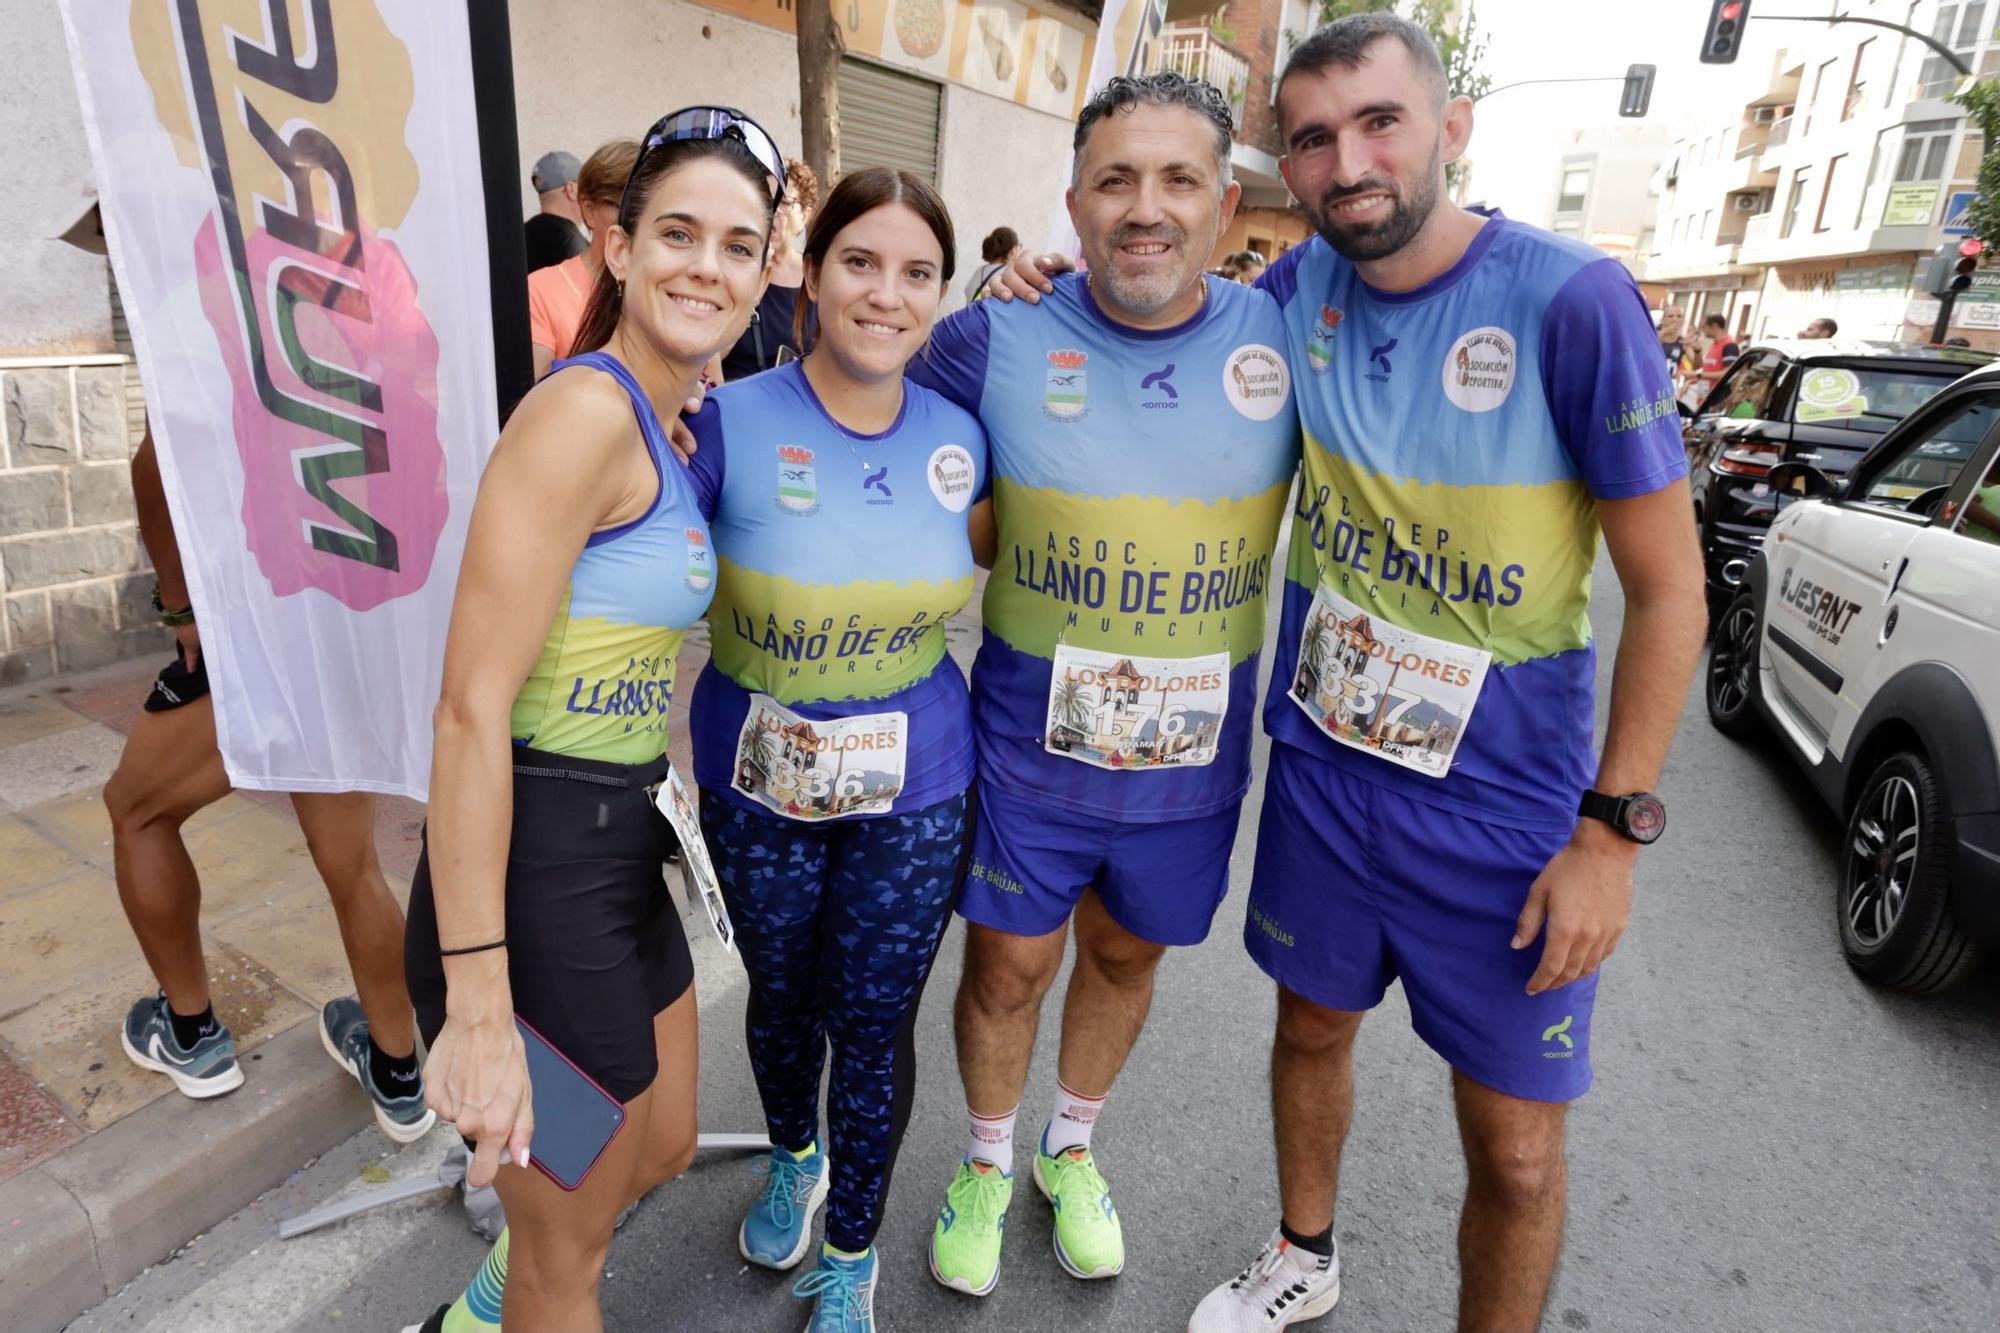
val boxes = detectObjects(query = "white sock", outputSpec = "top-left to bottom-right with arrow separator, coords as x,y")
968,1106 -> 1017,1174
1041,1079 -> 1107,1156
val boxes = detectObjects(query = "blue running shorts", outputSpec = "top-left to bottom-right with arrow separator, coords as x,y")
959,777 -> 1242,946
1245,742 -> 1597,1103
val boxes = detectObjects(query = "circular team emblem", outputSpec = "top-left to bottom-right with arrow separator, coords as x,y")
1442,327 -> 1516,413
928,444 -> 975,512
1223,344 -> 1290,420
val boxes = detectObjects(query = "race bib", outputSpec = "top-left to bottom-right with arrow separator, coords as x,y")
650,766 -> 733,952
732,694 -> 909,821
1043,644 -> 1230,771
1287,584 -> 1491,780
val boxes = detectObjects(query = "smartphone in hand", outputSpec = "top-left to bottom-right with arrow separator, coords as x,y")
513,1016 -> 626,1191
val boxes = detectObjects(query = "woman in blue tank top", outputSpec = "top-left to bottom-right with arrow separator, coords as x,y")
403,109 -> 783,1331
681,168 -> 991,1330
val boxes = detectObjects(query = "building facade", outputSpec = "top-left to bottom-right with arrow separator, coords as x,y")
1645,0 -> 1995,347
1541,125 -> 1671,280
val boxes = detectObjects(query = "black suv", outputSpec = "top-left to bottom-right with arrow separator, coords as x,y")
1684,339 -> 1993,623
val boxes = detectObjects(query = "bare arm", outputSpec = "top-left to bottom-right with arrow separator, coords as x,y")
968,497 -> 997,570
531,342 -> 555,381
423,372 -> 650,1185
1515,479 -> 1707,994
131,420 -> 201,665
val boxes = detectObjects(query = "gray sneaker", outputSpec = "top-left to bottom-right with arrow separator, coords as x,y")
119,995 -> 244,1098
319,997 -> 436,1144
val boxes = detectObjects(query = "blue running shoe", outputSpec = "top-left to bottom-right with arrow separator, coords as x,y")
319,997 -> 436,1144
119,994 -> 242,1098
793,1245 -> 877,1333
741,1143 -> 831,1270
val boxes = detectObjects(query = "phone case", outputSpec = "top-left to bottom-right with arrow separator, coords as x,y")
515,1014 -> 626,1191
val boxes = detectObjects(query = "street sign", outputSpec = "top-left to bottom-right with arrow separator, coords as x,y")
1884,184 -> 1942,227
1942,191 -> 1980,236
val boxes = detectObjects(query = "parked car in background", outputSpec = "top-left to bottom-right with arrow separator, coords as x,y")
1705,360 -> 2000,994
1683,340 -> 1993,624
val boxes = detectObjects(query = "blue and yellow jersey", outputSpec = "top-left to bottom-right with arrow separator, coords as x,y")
684,360 -> 987,817
912,274 -> 1300,821
508,351 -> 716,764
1259,214 -> 1686,830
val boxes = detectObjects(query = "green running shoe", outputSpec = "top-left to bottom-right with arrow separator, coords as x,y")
1032,1145 -> 1124,1280
928,1159 -> 1013,1297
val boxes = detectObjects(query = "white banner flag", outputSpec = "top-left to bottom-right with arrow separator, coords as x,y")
60,0 -> 496,799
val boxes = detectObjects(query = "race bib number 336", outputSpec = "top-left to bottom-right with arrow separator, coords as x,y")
1287,585 -> 1490,779
1044,644 -> 1230,771
733,695 -> 908,821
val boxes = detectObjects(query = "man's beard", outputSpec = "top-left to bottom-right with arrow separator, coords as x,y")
1305,146 -> 1441,263
1089,221 -> 1202,317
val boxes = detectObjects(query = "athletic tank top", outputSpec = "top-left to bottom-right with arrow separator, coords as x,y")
507,351 -> 717,764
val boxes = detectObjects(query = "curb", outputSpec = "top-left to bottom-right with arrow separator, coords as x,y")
0,1018 -> 371,1333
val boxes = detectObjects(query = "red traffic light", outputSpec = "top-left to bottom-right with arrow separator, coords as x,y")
1960,238 -> 1986,258
1720,1 -> 1742,17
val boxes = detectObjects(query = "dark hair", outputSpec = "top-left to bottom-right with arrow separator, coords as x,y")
1813,316 -> 1839,335
1703,313 -> 1729,331
571,137 -> 779,356
981,226 -> 1020,263
1072,72 -> 1234,191
793,167 -> 957,353
1226,249 -> 1267,268
1280,14 -> 1449,111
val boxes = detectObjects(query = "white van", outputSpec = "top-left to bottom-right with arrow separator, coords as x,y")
1705,362 -> 2000,993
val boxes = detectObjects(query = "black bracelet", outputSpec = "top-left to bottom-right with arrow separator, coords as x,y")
439,939 -> 507,957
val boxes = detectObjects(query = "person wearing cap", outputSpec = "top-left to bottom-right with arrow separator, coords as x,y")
525,149 -> 588,273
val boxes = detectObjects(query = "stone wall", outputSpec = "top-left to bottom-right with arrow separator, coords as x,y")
0,361 -> 164,686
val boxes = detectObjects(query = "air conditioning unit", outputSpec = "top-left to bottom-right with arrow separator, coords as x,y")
1732,194 -> 1761,212
1752,106 -> 1777,125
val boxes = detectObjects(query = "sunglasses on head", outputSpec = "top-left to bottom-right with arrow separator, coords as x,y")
620,105 -> 786,214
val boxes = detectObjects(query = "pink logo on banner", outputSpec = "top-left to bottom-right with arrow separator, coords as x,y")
193,215 -> 448,611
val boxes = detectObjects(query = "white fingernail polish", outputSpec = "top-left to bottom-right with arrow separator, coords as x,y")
521,1146 -> 531,1170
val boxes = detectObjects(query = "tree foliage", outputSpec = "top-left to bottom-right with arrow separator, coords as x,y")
1314,0 -> 1491,101
1950,79 -> 2000,251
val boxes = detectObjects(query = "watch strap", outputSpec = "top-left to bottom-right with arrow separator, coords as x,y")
1577,789 -> 1627,826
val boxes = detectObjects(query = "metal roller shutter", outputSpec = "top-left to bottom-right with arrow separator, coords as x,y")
837,57 -> 941,184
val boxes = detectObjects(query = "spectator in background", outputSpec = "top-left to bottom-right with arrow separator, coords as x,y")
964,225 -> 1022,304
1224,248 -> 1267,284
1945,335 -> 1973,348
529,139 -> 640,378
524,150 -> 587,273
1799,316 -> 1838,339
719,158 -> 820,381
1658,307 -> 1686,376
1696,312 -> 1739,393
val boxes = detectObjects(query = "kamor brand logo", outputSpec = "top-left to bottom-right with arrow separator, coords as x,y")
1541,1014 -> 1575,1058
863,465 -> 894,504
1140,364 -> 1178,407
1367,337 -> 1397,382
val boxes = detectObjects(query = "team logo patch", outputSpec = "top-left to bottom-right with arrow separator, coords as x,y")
928,444 -> 976,512
1307,305 -> 1342,373
1223,344 -> 1290,420
776,445 -> 818,515
1044,349 -> 1088,421
683,528 -> 713,593
1442,327 -> 1516,413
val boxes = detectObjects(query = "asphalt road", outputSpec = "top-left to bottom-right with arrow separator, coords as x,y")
76,555 -> 2000,1333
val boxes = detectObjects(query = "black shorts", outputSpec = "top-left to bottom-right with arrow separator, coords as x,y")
405,745 -> 694,1104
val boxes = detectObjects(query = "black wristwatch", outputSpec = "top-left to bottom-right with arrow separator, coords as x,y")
1578,790 -> 1666,845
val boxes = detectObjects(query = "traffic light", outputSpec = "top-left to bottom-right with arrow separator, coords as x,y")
1700,1 -> 1751,65
1620,64 -> 1657,118
1920,238 -> 1986,296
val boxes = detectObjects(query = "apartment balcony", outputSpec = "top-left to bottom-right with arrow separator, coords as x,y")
1741,213 -> 1773,249
1155,22 -> 1250,131
1766,115 -> 1792,150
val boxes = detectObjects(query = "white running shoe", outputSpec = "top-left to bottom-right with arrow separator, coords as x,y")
1187,1229 -> 1341,1331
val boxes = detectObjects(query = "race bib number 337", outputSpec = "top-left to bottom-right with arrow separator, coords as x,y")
1044,644 -> 1230,771
1287,585 -> 1490,779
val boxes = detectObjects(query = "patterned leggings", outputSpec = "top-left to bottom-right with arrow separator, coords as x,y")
701,789 -> 970,1253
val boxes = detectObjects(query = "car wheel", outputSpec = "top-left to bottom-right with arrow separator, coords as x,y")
1705,593 -> 1762,739
1838,751 -> 1982,994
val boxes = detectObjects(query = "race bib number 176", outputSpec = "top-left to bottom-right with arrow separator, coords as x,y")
1287,584 -> 1491,779
1043,644 -> 1230,771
